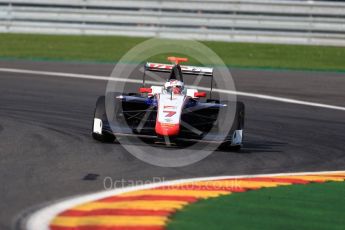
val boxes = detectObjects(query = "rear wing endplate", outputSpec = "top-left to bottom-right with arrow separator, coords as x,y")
145,62 -> 213,76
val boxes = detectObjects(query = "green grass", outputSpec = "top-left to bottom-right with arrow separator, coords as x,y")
167,182 -> 345,230
1,33 -> 345,71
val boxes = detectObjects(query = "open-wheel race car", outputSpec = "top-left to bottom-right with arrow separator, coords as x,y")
92,57 -> 245,150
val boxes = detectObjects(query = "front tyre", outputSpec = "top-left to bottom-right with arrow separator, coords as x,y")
219,101 -> 245,151
92,96 -> 115,143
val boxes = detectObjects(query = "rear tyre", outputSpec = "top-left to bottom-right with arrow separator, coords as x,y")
92,96 -> 115,143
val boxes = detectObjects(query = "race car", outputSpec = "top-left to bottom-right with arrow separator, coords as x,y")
92,57 -> 245,150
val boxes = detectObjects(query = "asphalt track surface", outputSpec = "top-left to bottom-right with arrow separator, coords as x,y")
0,60 -> 345,229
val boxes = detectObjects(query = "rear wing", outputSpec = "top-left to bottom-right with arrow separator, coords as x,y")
145,62 -> 213,76
143,62 -> 215,99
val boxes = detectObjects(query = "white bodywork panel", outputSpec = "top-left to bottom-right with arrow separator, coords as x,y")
93,118 -> 103,134
186,88 -> 198,98
151,86 -> 163,94
157,94 -> 186,124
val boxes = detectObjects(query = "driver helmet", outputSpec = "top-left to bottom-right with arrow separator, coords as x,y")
164,80 -> 184,94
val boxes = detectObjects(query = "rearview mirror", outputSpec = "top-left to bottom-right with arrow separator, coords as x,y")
139,87 -> 152,93
194,92 -> 206,97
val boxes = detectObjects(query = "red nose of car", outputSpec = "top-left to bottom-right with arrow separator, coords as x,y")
155,122 -> 180,136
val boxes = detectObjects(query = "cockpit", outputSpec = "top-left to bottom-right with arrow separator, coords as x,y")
164,79 -> 184,95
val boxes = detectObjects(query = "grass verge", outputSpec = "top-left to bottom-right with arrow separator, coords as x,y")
1,33 -> 345,71
167,182 -> 345,230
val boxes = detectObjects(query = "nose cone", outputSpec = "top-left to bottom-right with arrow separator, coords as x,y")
155,122 -> 180,136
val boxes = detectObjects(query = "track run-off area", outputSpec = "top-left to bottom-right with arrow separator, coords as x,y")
0,60 -> 344,229
27,171 -> 345,230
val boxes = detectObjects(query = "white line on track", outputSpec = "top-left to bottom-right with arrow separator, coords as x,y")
1,67 -> 345,112
25,170 -> 345,230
